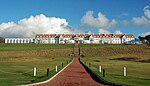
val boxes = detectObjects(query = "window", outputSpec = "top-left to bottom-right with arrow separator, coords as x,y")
10,40 -> 12,43
23,40 -> 25,43
16,40 -> 18,43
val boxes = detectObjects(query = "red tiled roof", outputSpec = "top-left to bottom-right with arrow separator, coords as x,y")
35,34 -> 134,38
125,34 -> 134,38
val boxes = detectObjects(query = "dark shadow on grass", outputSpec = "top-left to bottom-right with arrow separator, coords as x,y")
140,78 -> 150,80
138,59 -> 150,63
110,57 -> 139,61
110,57 -> 150,63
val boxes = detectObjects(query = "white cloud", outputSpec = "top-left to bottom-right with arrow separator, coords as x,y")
120,20 -> 129,26
132,16 -> 150,27
114,30 -> 123,34
81,11 -> 117,29
140,32 -> 150,37
0,14 -> 79,37
99,29 -> 110,34
109,19 -> 117,28
118,13 -> 129,18
144,6 -> 150,19
132,6 -> 150,27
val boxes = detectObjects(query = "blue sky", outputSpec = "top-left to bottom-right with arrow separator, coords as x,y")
0,0 -> 150,38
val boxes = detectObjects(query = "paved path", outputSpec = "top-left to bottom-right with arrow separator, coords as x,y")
34,58 -> 103,86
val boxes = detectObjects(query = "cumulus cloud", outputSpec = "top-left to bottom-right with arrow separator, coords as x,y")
132,6 -> 150,27
0,14 -> 79,38
140,32 -> 150,37
144,6 -> 150,19
114,30 -> 123,34
99,29 -> 110,34
132,16 -> 150,27
81,11 -> 117,29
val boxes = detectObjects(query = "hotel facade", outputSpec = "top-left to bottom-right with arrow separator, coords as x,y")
4,34 -> 135,44
5,38 -> 35,44
35,34 -> 135,44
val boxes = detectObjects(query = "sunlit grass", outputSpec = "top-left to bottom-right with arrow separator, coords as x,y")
80,44 -> 150,86
0,44 -> 73,86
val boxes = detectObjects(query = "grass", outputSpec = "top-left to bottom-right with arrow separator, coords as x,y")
1,43 -> 150,86
0,44 -> 74,51
0,44 -> 73,86
80,44 -> 150,86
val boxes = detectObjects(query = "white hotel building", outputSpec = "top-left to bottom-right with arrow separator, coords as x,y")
35,34 -> 135,44
5,38 -> 35,44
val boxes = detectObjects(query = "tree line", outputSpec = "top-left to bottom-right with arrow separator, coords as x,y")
139,35 -> 150,45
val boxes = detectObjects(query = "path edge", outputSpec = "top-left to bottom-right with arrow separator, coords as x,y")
19,58 -> 74,86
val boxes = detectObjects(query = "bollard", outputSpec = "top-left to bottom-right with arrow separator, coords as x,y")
103,69 -> 105,77
99,66 -> 102,72
62,63 -> 63,67
123,67 -> 127,76
89,63 -> 91,67
33,67 -> 36,76
47,68 -> 50,77
55,66 -> 58,72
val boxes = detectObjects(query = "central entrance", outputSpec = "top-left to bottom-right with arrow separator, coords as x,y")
73,43 -> 80,57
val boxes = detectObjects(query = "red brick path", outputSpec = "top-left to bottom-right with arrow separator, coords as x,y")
34,58 -> 103,86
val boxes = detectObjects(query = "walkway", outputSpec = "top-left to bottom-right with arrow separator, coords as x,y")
34,58 -> 103,86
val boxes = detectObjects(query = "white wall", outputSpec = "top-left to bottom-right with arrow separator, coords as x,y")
5,38 -> 34,44
34,35 -> 135,44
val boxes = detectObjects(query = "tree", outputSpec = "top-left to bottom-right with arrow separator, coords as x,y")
145,35 -> 150,45
138,36 -> 145,43
0,37 -> 5,43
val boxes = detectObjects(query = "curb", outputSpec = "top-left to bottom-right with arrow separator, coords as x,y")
20,58 -> 74,86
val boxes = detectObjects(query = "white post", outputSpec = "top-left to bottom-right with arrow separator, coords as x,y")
99,66 -> 102,72
123,67 -> 127,76
56,66 -> 58,72
5,39 -> 7,43
33,67 -> 36,76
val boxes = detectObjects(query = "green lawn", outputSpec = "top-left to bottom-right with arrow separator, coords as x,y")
0,44 -> 73,86
1,44 -> 149,86
0,44 -> 74,51
80,44 -> 150,86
